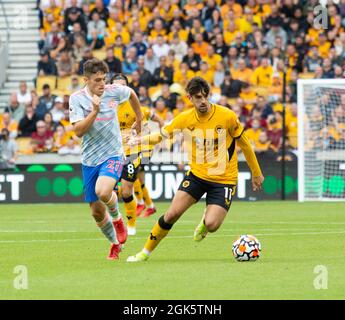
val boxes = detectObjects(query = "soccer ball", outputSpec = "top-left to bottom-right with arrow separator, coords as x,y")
232,235 -> 261,262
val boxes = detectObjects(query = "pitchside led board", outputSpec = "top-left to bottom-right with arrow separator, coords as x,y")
0,154 -> 300,203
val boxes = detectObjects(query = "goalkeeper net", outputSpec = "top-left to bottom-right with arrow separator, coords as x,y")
298,79 -> 345,201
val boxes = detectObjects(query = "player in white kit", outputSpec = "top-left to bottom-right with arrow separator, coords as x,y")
69,59 -> 142,260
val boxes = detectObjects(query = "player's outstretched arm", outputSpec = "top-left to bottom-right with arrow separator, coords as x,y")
73,95 -> 100,138
128,131 -> 164,148
128,89 -> 143,134
237,132 -> 264,191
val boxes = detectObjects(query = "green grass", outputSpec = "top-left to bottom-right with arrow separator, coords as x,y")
0,201 -> 345,300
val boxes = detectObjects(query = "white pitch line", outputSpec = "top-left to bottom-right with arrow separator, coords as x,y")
0,230 -> 345,244
0,228 -> 341,234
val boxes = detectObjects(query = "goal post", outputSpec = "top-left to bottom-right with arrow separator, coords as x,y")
297,79 -> 345,202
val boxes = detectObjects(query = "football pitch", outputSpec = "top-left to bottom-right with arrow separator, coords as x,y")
0,201 -> 345,300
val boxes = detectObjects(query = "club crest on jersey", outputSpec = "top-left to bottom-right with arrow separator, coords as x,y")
216,125 -> 224,134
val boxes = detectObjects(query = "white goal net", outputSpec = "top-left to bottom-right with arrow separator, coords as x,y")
298,79 -> 345,201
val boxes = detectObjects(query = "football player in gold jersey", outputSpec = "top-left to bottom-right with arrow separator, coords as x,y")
127,77 -> 264,262
111,74 -> 163,235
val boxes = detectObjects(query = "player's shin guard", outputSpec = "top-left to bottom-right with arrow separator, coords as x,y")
143,215 -> 173,254
96,213 -> 119,244
142,183 -> 154,208
134,179 -> 144,205
103,191 -> 120,220
123,195 -> 137,228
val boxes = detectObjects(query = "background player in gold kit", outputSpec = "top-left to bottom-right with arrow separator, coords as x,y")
111,74 -> 163,235
126,77 -> 264,262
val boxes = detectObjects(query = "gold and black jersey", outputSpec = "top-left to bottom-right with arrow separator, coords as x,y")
161,104 -> 245,184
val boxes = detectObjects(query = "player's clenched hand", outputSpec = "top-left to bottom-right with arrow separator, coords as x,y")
252,175 -> 264,191
92,95 -> 101,114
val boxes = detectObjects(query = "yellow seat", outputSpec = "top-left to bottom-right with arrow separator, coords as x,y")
57,76 -> 72,91
252,86 -> 269,97
92,49 -> 106,60
16,137 -> 33,155
36,76 -> 57,91
299,72 -> 315,79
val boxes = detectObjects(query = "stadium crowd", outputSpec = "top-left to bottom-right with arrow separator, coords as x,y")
1,0 -> 345,168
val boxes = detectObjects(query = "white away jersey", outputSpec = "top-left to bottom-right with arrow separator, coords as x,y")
69,84 -> 131,166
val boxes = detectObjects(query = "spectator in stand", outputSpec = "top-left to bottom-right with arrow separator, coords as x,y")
58,137 -> 81,155
264,21 -> 288,50
303,46 -> 323,73
251,57 -> 274,86
16,82 -> 32,106
57,50 -> 74,77
87,11 -> 106,49
0,129 -> 18,170
72,34 -> 87,62
153,56 -> 174,85
267,114 -> 282,152
42,22 -> 65,52
213,61 -> 225,88
67,22 -> 86,46
182,47 -> 201,72
78,47 -> 93,75
245,119 -> 263,147
64,6 -> 87,34
152,35 -> 171,58
0,112 -> 18,139
129,71 -> 141,96
30,120 -> 54,153
18,104 -> 40,137
68,75 -> 82,91
44,112 -> 56,133
89,0 -> 109,23
5,93 -> 25,123
50,97 -> 66,123
138,86 -> 152,107
37,51 -> 58,76
144,47 -> 160,75
169,33 -> 188,62
157,84 -> 178,111
221,71 -> 246,98
322,58 -> 335,78
137,56 -> 154,88
104,47 -> 122,75
131,32 -> 148,57
122,47 -> 138,75
254,131 -> 272,154
36,84 -> 57,118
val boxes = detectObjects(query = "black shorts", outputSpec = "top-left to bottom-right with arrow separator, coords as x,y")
121,154 -> 141,182
178,171 -> 236,211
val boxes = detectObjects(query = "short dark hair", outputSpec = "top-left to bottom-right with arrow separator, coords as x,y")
110,73 -> 129,85
186,77 -> 210,96
83,59 -> 109,77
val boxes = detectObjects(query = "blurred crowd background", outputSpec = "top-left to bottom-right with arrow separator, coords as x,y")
1,0 -> 345,170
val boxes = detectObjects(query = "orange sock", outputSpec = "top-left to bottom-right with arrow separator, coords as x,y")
144,215 -> 173,253
123,195 -> 137,228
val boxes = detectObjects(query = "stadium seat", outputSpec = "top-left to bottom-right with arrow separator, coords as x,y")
252,86 -> 269,97
299,73 -> 315,79
92,49 -> 106,60
149,85 -> 161,101
16,137 -> 33,155
57,76 -> 72,91
36,76 -> 57,92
